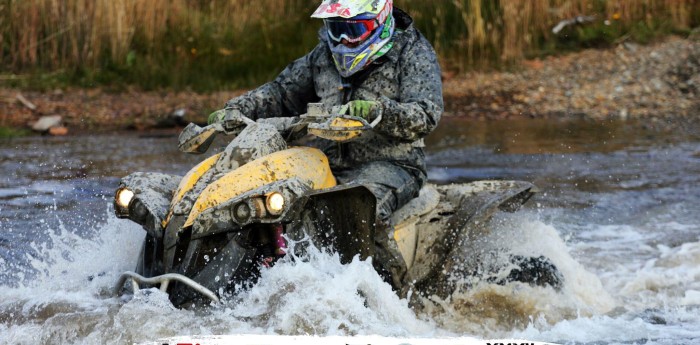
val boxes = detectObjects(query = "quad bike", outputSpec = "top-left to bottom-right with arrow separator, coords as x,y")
113,103 -> 563,307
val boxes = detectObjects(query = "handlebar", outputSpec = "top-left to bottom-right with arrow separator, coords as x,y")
178,103 -> 378,154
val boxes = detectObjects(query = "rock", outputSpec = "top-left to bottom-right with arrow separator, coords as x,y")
155,108 -> 190,128
619,108 -> 629,119
15,93 -> 37,110
48,126 -> 68,136
624,42 -> 639,52
172,108 -> 187,118
31,115 -> 62,132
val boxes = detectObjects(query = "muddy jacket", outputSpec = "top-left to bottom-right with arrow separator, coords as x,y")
225,9 -> 443,176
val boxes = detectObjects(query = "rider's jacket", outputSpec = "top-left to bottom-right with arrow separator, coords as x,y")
225,8 -> 443,177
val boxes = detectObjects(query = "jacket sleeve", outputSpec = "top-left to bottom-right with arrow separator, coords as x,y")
224,44 -> 322,120
374,35 -> 444,142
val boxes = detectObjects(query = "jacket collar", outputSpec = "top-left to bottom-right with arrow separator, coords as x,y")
382,7 -> 414,63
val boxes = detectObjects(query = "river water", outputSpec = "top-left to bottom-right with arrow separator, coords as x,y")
1,118 -> 699,344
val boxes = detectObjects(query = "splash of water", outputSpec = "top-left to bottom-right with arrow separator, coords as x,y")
218,243 -> 439,337
0,208 -> 631,344
421,212 -> 616,337
0,211 -> 441,344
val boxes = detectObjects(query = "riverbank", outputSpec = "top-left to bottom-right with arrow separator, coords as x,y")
443,34 -> 700,128
1,34 -> 698,135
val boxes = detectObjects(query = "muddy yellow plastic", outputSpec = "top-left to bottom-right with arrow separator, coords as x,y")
184,147 -> 337,227
309,127 -> 364,141
329,117 -> 364,128
161,153 -> 223,228
171,153 -> 223,209
393,220 -> 418,267
394,222 -> 407,241
393,219 -> 417,244
308,117 -> 367,142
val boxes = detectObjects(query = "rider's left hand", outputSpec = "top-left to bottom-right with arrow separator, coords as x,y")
208,108 -> 248,133
346,100 -> 381,121
207,109 -> 226,125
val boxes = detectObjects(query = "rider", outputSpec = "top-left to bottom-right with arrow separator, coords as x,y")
209,0 -> 443,290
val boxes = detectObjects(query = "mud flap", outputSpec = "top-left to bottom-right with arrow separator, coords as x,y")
293,184 -> 377,264
441,181 -> 537,245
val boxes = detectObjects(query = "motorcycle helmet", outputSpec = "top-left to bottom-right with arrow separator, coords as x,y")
312,0 -> 395,78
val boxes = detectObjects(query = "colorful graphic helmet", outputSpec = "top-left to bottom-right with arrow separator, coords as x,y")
312,0 -> 395,78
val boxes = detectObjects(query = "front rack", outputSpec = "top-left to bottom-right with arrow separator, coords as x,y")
114,271 -> 220,304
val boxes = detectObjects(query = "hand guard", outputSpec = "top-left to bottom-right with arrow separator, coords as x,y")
208,108 -> 247,133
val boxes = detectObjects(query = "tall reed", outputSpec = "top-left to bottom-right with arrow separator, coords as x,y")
404,0 -> 699,71
1,0 -> 698,90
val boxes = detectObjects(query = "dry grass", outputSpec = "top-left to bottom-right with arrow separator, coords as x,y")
4,0 -> 298,68
1,0 -> 698,90
403,0 -> 698,70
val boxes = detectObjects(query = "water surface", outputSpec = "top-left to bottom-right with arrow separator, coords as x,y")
1,118 -> 699,344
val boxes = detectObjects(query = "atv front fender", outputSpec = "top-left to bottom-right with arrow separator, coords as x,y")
120,172 -> 180,238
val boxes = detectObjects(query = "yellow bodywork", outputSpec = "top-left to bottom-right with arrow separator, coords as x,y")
162,153 -> 223,227
183,147 -> 337,227
329,117 -> 364,128
393,220 -> 418,270
171,153 -> 223,209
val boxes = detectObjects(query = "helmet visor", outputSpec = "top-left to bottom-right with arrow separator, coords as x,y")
325,18 -> 379,43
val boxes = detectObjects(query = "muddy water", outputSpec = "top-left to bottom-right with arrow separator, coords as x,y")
1,118 -> 699,344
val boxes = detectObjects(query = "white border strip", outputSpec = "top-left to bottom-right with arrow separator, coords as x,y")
142,335 -> 560,345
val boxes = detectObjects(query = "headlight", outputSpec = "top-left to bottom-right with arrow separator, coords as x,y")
115,188 -> 134,217
266,192 -> 285,215
116,188 -> 134,208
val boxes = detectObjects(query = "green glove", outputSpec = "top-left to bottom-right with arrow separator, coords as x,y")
207,109 -> 226,125
207,108 -> 248,134
347,100 -> 380,120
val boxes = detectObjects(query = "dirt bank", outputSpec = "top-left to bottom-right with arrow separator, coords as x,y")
1,34 -> 698,134
443,34 -> 700,127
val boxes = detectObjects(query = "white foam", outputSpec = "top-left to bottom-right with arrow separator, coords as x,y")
615,241 -> 700,309
422,212 -> 616,337
0,213 -> 438,344
515,315 -> 658,343
218,244 -> 438,337
4,207 -> 697,344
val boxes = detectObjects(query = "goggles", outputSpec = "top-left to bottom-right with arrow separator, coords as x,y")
325,18 -> 380,43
